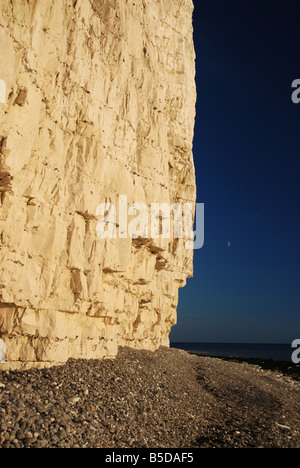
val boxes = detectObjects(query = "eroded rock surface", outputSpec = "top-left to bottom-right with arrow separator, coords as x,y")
0,0 -> 196,368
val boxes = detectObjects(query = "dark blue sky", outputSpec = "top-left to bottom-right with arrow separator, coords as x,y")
170,0 -> 300,344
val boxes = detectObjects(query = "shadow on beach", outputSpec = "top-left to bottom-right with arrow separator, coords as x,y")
189,351 -> 300,382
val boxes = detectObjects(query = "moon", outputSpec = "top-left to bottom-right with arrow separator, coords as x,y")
227,241 -> 231,247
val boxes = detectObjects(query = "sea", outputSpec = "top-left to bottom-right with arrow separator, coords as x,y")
170,342 -> 294,362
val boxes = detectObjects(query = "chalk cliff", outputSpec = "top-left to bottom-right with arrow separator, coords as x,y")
0,0 -> 196,369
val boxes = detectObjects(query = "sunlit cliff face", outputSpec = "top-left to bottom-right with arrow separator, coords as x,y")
0,0 -> 196,369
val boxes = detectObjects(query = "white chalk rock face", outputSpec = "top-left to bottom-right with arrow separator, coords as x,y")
0,0 -> 196,369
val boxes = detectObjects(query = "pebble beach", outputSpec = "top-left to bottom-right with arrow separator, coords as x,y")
0,347 -> 299,449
